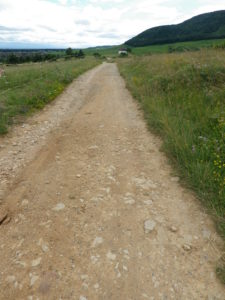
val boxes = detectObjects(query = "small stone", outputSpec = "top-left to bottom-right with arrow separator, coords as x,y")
16,261 -> 27,267
94,283 -> 99,289
76,174 -> 81,178
170,226 -> 178,233
202,229 -> 211,239
42,244 -> 49,253
106,251 -> 116,261
183,244 -> 192,251
6,275 -> 16,283
18,214 -> 25,220
124,198 -> 135,205
21,199 -> 29,206
143,200 -> 153,205
31,257 -> 42,267
88,145 -> 98,150
91,255 -> 100,264
80,296 -> 87,300
91,237 -> 103,248
123,265 -> 128,271
30,274 -> 39,286
144,219 -> 156,233
52,203 -> 65,211
82,282 -> 89,289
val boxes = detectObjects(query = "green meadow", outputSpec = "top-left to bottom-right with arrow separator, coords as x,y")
0,57 -> 100,134
131,38 -> 225,55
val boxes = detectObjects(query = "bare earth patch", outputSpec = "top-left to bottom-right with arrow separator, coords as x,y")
0,63 -> 224,299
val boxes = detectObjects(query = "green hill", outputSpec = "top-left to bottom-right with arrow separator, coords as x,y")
125,10 -> 225,47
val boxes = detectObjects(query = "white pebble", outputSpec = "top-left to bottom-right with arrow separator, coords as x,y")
144,219 -> 156,233
31,257 -> 41,267
106,251 -> 116,261
52,203 -> 65,211
91,237 -> 103,248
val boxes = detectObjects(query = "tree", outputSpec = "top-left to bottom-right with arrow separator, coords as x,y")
7,54 -> 19,64
78,50 -> 85,58
66,47 -> 73,56
93,52 -> 101,58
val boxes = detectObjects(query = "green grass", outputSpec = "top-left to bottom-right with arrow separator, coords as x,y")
117,49 -> 225,281
131,38 -> 225,55
0,57 -> 100,134
83,46 -> 121,57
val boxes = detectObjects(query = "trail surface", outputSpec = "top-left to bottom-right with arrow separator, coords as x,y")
0,63 -> 224,300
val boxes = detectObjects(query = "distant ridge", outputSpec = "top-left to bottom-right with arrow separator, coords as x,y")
125,10 -> 225,47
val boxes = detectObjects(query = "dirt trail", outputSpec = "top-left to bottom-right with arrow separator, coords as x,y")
0,63 -> 224,300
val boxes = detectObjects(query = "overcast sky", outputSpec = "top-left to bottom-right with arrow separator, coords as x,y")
0,0 -> 224,48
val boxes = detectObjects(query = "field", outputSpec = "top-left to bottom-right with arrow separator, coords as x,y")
117,49 -> 225,280
131,38 -> 225,55
83,45 -> 120,57
82,38 -> 225,57
0,57 -> 100,134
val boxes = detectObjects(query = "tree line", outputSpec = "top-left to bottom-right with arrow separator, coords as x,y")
0,48 -> 85,64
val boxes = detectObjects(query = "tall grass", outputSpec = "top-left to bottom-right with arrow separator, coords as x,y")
118,50 -> 225,278
0,57 -> 100,134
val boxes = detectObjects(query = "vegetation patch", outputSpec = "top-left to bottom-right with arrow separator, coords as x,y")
117,49 -> 225,280
0,57 -> 100,134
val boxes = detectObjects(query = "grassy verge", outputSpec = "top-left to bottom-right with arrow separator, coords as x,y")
117,49 -> 225,281
0,57 -> 100,134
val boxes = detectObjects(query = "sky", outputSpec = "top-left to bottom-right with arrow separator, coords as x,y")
0,0 -> 224,49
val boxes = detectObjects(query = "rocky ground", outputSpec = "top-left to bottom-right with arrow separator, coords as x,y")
0,63 -> 224,299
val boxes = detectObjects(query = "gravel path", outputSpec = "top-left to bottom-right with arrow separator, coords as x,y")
0,63 -> 224,299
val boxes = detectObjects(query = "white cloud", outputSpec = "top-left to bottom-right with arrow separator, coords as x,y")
0,0 -> 224,48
